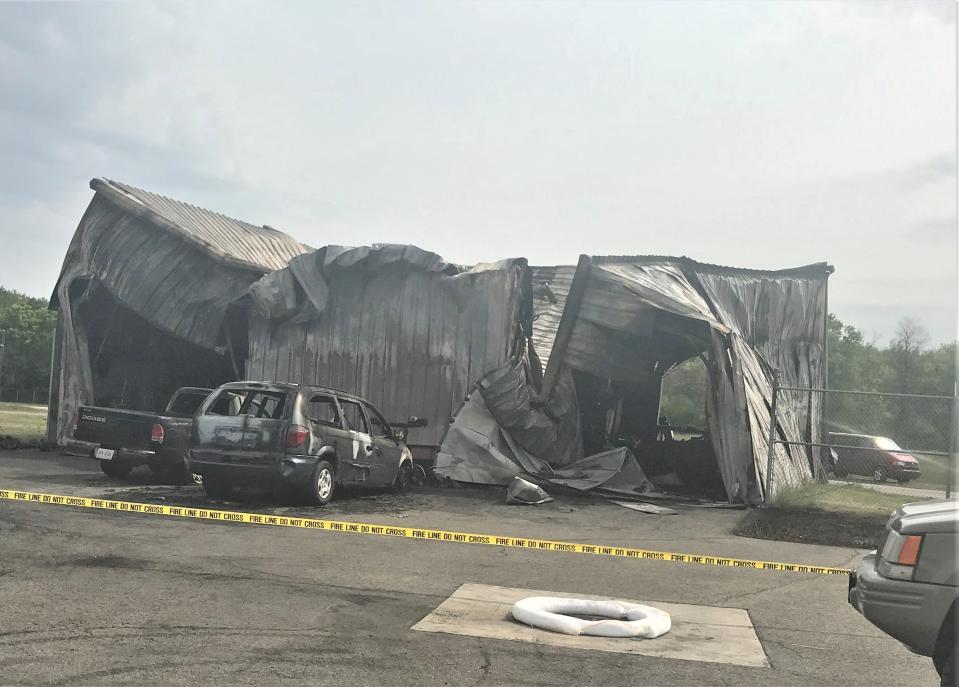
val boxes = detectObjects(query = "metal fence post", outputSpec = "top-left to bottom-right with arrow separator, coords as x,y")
764,370 -> 781,502
948,388 -> 957,499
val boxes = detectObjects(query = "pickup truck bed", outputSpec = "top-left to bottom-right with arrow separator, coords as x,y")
67,387 -> 212,480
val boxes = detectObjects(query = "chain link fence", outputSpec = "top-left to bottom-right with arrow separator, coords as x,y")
0,388 -> 50,405
768,382 -> 956,509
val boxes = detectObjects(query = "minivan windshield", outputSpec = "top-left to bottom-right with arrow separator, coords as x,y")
874,437 -> 903,451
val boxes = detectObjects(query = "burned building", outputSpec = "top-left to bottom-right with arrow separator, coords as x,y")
48,179 -> 832,503
48,179 -> 309,443
436,255 -> 832,503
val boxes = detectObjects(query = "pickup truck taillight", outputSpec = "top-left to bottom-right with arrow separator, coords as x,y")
73,412 -> 79,433
286,425 -> 309,450
150,423 -> 165,445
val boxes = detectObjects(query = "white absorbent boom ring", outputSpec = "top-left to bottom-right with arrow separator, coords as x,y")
510,596 -> 671,638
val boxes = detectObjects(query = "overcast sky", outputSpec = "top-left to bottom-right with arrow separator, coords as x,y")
0,0 -> 956,344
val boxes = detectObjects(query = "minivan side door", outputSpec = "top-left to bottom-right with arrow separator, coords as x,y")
337,397 -> 376,484
304,392 -> 356,481
364,401 -> 403,487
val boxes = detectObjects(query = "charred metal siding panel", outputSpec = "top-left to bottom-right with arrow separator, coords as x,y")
530,265 -> 575,370
245,247 -> 528,448
691,268 -> 830,489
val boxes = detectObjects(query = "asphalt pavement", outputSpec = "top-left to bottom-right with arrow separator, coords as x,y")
0,450 -> 940,686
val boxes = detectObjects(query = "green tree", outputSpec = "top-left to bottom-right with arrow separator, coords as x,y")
660,357 -> 708,428
0,287 -> 57,389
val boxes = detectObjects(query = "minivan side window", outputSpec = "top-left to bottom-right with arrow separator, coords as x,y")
207,390 -> 246,416
364,403 -> 391,438
308,395 -> 340,427
338,399 -> 369,434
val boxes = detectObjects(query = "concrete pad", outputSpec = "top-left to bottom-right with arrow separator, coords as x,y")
412,583 -> 769,668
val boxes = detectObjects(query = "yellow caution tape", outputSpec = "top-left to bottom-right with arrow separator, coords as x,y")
0,488 -> 850,576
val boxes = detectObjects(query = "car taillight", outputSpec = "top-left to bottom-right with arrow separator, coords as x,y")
891,452 -> 915,463
286,425 -> 309,450
878,530 -> 923,580
151,423 -> 165,445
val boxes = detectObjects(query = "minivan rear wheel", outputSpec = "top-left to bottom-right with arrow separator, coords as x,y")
872,467 -> 888,483
307,460 -> 335,506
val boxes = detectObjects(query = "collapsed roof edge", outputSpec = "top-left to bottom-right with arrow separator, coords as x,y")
89,178 -> 308,274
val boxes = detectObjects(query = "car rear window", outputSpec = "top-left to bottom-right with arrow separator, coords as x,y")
240,391 -> 287,419
168,391 -> 208,417
206,390 -> 246,416
205,389 -> 287,420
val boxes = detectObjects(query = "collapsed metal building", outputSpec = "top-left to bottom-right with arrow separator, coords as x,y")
47,179 -> 309,444
49,179 -> 832,502
434,255 -> 832,502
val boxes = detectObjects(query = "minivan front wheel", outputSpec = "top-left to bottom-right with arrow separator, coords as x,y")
393,462 -> 413,492
308,460 -> 336,506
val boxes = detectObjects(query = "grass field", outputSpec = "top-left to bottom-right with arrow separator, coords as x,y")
774,481 -> 917,515
0,403 -> 48,440
737,482 -> 919,548
912,453 -> 951,490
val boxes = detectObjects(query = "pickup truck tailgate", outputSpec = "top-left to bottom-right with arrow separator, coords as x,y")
74,407 -> 157,448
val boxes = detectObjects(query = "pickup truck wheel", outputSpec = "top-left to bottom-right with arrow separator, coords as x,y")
100,460 -> 133,478
202,474 -> 233,499
307,460 -> 335,506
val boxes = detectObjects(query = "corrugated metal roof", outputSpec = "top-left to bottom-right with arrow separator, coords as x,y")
91,178 -> 310,272
589,254 -> 834,278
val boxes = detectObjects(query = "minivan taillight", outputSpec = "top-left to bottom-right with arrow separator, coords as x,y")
287,425 -> 309,450
151,423 -> 165,445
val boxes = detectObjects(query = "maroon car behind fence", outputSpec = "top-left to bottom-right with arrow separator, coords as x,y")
829,432 -> 921,484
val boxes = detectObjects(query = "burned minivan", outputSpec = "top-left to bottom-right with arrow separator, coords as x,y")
189,381 -> 418,505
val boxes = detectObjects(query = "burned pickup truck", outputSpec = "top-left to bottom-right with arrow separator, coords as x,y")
68,387 -> 213,480
189,381 -> 422,505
